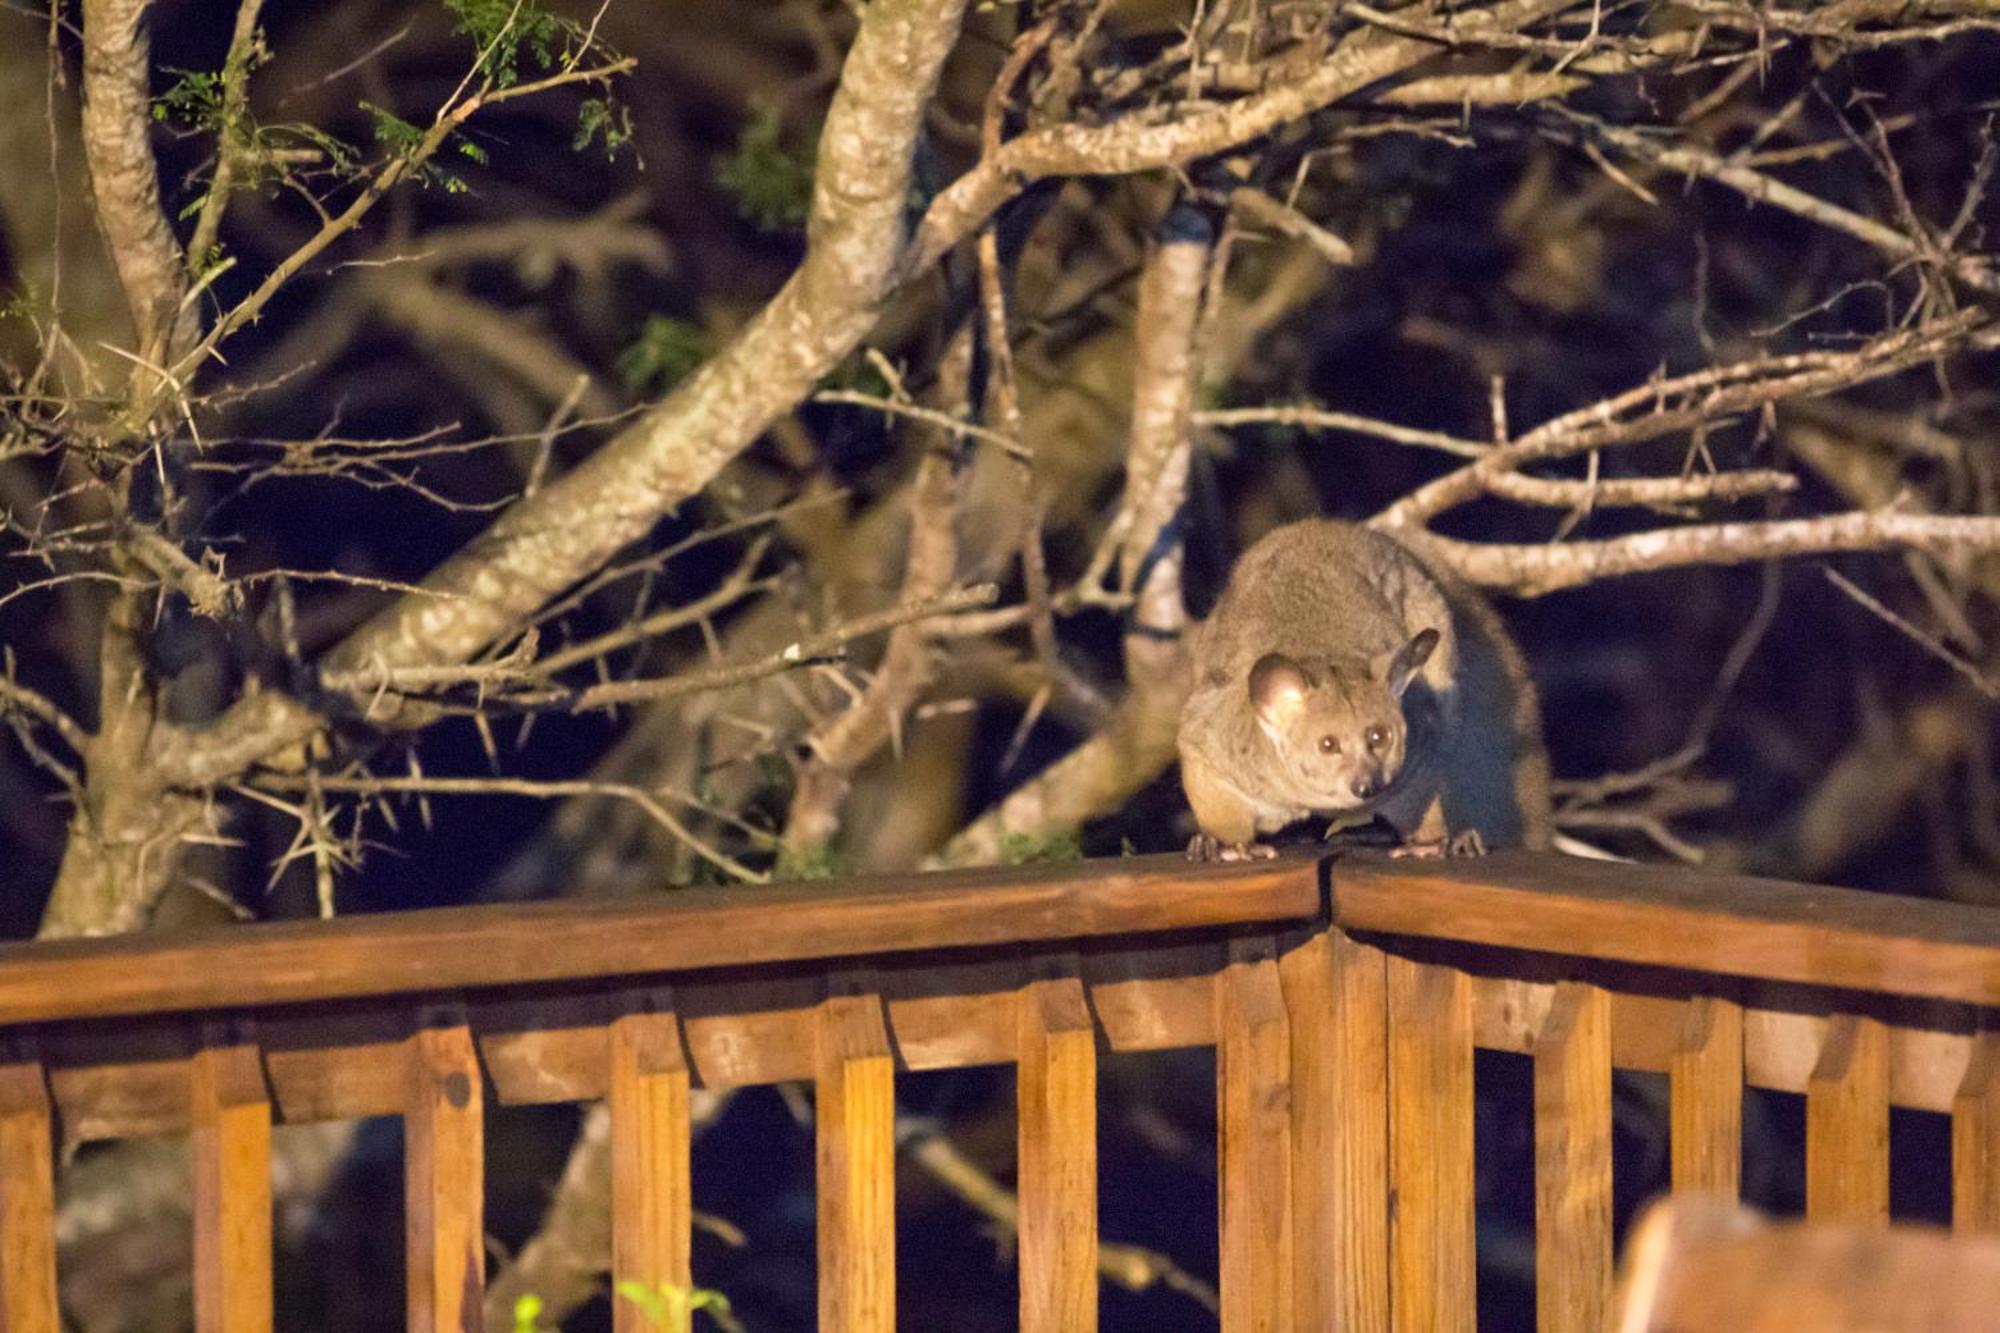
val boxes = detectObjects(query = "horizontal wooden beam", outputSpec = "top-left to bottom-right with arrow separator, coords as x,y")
0,854 -> 1319,1028
23,938 -> 2000,1144
1331,852 -> 2000,1009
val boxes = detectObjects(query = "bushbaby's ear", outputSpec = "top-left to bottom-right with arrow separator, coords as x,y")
1380,628 -> 1440,698
1250,653 -> 1310,729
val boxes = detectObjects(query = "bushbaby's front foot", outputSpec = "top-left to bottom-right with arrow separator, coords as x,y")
1389,828 -> 1488,860
1186,834 -> 1279,863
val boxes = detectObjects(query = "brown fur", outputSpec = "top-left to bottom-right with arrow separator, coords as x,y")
1178,520 -> 1552,851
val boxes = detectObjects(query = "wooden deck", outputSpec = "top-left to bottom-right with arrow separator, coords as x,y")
0,849 -> 1996,1330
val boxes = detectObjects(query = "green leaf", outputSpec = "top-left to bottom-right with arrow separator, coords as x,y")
574,97 -> 635,160
619,316 -> 713,396
713,99 -> 813,233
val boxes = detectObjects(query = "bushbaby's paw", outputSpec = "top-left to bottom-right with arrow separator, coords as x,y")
1390,829 -> 1488,859
1186,834 -> 1278,863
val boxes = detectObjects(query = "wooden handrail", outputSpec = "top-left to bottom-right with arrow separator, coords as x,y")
8,849 -> 1998,1030
1330,852 -> 2000,1007
0,854 -> 1318,1027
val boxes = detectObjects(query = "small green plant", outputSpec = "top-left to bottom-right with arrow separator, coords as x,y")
619,316 -> 713,395
511,1293 -> 552,1333
999,829 -> 1083,866
616,1279 -> 747,1331
713,100 -> 812,233
774,842 -> 848,882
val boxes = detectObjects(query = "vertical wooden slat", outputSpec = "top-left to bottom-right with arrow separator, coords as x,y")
405,1023 -> 484,1333
0,1061 -> 57,1332
1952,1031 -> 2000,1233
192,1040 -> 272,1333
1533,983 -> 1611,1333
610,1008 -> 692,1333
1281,928 -> 1388,1333
1016,962 -> 1097,1333
1387,956 -> 1475,1333
1218,936 -> 1293,1332
816,981 -> 894,1333
1805,1014 -> 1889,1224
1670,995 -> 1743,1199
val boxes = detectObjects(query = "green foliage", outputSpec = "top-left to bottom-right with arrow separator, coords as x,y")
153,69 -> 225,130
620,316 -> 713,396
361,102 -> 471,193
999,829 -> 1083,866
713,100 -> 812,233
362,102 -> 425,155
616,1279 -> 746,1332
1,284 -> 37,325
575,98 -> 635,160
444,0 -> 565,88
774,843 -> 849,882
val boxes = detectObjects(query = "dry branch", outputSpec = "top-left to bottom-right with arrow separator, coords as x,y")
1419,511 -> 2000,597
936,206 -> 1213,865
782,327 -> 973,859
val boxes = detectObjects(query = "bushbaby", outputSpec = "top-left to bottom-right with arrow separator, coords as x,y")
1177,519 -> 1551,860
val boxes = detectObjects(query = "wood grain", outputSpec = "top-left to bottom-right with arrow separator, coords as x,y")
1015,964 -> 1097,1333
1387,957 -> 1475,1333
1534,984 -> 1611,1333
1280,929 -> 1387,1333
31,953 -> 1231,1143
1671,995 -> 1743,1199
405,1024 -> 485,1333
0,1061 -> 57,1332
0,854 -> 1319,1027
1805,1015 -> 1889,1224
192,1041 -> 272,1333
1218,938 -> 1293,1332
816,984 -> 894,1333
1332,852 -> 2000,1007
610,1008 -> 691,1333
1954,1032 -> 2000,1234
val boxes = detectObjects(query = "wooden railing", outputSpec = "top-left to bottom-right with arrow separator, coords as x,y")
0,850 -> 1997,1331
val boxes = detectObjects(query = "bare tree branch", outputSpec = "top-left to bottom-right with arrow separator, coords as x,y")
1417,510 -> 2000,597
936,205 -> 1214,864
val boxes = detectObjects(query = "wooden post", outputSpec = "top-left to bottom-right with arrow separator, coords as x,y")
1280,928 -> 1388,1332
1953,1032 -> 2000,1233
816,980 -> 894,1333
1805,1014 -> 1889,1224
0,1061 -> 57,1332
1218,937 -> 1293,1332
1670,995 -> 1743,1199
610,1007 -> 692,1333
406,1021 -> 485,1333
1534,983 -> 1611,1333
1016,962 -> 1097,1333
1387,956 -> 1475,1333
192,1038 -> 272,1333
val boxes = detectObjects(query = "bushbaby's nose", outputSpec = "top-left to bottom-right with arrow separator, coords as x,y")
1350,773 -> 1380,800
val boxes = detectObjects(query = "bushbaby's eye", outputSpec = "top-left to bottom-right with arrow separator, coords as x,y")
1366,725 -> 1387,749
1318,735 -> 1339,754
